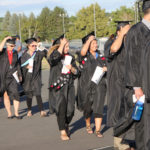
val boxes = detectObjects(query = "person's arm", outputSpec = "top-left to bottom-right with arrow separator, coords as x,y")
110,25 -> 130,53
17,46 -> 21,53
81,36 -> 95,56
0,36 -> 12,52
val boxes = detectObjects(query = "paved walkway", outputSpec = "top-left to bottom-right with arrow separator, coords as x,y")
0,70 -> 113,150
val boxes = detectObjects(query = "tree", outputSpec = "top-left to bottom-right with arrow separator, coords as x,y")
36,7 -> 52,41
8,13 -> 18,35
108,6 -> 135,35
67,3 -> 109,39
2,11 -> 11,32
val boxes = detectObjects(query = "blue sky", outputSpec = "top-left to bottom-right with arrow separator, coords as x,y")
0,0 -> 136,17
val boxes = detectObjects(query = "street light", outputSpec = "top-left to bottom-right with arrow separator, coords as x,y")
59,13 -> 65,35
18,13 -> 22,42
93,2 -> 97,37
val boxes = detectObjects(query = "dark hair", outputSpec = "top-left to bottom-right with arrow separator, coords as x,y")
143,8 -> 150,15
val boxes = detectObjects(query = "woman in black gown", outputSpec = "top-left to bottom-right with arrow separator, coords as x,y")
77,32 -> 107,137
20,38 -> 47,117
48,35 -> 78,141
0,36 -> 22,119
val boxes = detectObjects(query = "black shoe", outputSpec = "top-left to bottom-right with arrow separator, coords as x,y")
14,116 -> 23,120
7,116 -> 13,119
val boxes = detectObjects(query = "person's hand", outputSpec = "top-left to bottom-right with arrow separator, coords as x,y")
26,65 -> 33,69
19,76 -> 22,82
87,36 -> 95,43
60,38 -> 68,46
103,66 -> 107,72
120,25 -> 130,36
134,88 -> 144,100
66,64 -> 72,70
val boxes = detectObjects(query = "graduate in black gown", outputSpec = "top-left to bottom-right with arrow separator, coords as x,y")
77,32 -> 107,137
48,35 -> 78,141
125,1 -> 150,149
20,38 -> 48,117
0,36 -> 22,119
104,22 -> 136,149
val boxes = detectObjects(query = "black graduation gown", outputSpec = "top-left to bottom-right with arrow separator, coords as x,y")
77,51 -> 107,118
0,48 -> 21,100
20,50 -> 47,98
104,38 -> 127,127
48,50 -> 78,118
125,22 -> 150,150
104,38 -> 135,144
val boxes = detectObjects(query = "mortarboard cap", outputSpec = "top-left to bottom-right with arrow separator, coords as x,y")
25,38 -> 37,45
6,38 -> 16,45
82,31 -> 95,44
115,21 -> 132,31
142,0 -> 150,12
52,34 -> 65,46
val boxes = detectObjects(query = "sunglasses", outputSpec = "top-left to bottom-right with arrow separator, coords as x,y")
30,45 -> 37,48
7,45 -> 15,47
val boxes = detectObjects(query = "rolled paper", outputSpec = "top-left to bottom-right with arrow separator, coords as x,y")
91,66 -> 105,85
12,71 -> 20,83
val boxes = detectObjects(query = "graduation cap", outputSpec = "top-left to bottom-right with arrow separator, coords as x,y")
25,38 -> 37,45
142,0 -> 150,12
52,34 -> 65,46
82,31 -> 95,44
6,38 -> 16,45
115,21 -> 132,31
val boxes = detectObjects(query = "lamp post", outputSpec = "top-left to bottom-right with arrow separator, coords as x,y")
18,13 -> 22,42
59,13 -> 65,35
93,2 -> 97,37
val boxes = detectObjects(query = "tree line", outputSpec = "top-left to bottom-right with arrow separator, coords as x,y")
0,3 -> 136,42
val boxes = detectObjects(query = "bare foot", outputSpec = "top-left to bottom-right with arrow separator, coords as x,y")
60,130 -> 70,141
40,111 -> 48,117
27,111 -> 32,117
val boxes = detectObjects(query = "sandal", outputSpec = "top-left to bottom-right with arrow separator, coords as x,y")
86,126 -> 93,134
95,131 -> 103,138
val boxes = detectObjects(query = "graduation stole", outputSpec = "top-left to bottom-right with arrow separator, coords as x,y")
50,54 -> 72,91
7,49 -> 15,69
21,51 -> 36,67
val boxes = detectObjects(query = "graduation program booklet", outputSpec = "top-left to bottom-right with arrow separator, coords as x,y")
61,55 -> 72,74
91,66 -> 105,85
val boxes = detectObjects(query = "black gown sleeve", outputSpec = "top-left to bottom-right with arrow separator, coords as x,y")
48,50 -> 62,66
104,38 -> 115,62
125,26 -> 142,87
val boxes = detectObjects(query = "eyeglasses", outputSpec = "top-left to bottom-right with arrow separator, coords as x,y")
30,45 -> 37,48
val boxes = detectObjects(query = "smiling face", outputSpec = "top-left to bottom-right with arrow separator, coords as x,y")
63,42 -> 69,54
6,43 -> 15,51
89,39 -> 98,53
28,41 -> 37,52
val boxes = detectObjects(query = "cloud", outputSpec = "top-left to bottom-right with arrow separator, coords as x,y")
0,0 -> 58,6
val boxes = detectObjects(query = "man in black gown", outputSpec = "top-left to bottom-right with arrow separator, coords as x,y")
104,21 -> 135,149
125,0 -> 150,149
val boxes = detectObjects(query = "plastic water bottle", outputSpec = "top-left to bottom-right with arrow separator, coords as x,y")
132,100 -> 144,121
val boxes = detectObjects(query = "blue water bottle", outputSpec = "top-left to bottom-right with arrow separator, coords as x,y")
132,101 -> 144,121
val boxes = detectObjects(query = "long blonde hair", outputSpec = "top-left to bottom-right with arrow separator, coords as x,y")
47,44 -> 60,58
